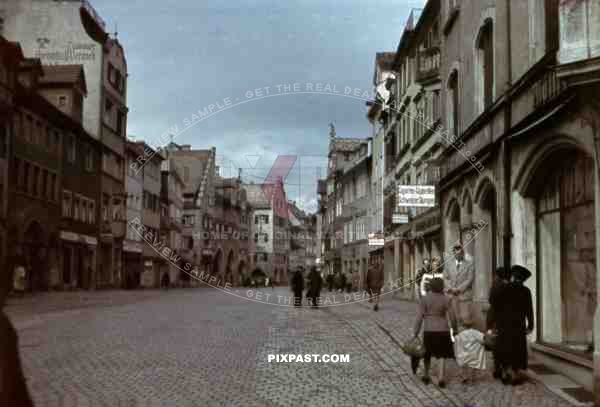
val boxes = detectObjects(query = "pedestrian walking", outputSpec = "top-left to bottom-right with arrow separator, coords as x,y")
443,243 -> 475,329
161,271 -> 170,290
366,261 -> 384,311
412,277 -> 457,388
454,318 -> 487,384
291,268 -> 304,307
493,265 -> 534,385
306,266 -> 323,308
486,266 -> 511,380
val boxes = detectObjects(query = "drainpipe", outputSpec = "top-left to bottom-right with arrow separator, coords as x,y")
502,0 -> 513,270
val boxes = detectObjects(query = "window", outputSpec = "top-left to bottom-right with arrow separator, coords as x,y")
116,110 -> 125,137
102,194 -> 109,221
254,233 -> 258,243
85,146 -> 94,171
448,69 -> 459,136
104,97 -> 114,124
32,166 -> 39,196
262,253 -> 268,261
66,135 -> 76,163
73,196 -> 80,220
264,234 -> 268,243
475,19 -> 494,113
58,95 -> 67,107
89,201 -> 96,224
62,191 -> 72,217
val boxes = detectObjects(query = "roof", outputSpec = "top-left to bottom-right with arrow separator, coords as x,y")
331,138 -> 368,153
39,65 -> 87,94
244,184 -> 272,209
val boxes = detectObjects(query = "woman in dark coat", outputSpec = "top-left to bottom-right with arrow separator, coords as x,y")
494,265 -> 534,385
306,267 -> 323,308
291,268 -> 305,307
486,266 -> 511,379
367,261 -> 385,311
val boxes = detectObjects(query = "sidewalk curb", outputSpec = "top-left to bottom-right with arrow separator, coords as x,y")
525,369 -> 595,407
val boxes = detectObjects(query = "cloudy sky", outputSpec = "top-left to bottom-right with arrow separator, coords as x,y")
94,0 -> 425,213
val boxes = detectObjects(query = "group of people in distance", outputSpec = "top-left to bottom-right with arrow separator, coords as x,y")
290,266 -> 323,308
411,242 -> 534,387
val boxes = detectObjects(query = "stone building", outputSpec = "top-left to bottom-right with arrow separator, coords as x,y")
139,142 -> 163,288
339,139 -> 371,291
379,2 -> 445,300
48,64 -> 102,290
123,140 -> 143,288
165,143 -> 216,283
209,175 -> 254,286
0,37 -> 23,275
3,0 -> 130,288
246,180 -> 289,284
432,0 -> 599,395
159,157 -> 184,286
321,125 -> 369,279
366,52 -> 395,284
9,57 -> 66,292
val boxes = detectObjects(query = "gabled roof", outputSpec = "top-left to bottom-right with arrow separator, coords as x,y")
244,183 -> 272,209
40,64 -> 87,95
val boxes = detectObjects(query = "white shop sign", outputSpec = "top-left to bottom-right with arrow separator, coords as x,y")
397,185 -> 435,207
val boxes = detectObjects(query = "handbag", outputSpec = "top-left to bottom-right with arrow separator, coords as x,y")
401,337 -> 425,358
483,331 -> 497,351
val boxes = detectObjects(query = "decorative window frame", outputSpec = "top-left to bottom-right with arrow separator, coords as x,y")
473,8 -> 496,116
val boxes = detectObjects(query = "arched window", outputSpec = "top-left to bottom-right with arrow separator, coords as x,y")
475,19 -> 494,113
447,69 -> 459,136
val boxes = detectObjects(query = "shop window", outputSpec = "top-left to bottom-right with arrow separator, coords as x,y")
537,151 -> 595,356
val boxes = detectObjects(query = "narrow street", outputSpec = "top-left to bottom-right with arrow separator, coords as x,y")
5,289 -> 571,407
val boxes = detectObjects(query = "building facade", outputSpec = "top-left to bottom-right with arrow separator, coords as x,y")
339,140 -> 371,291
3,0 -> 129,289
50,64 -> 102,291
166,143 -> 216,283
429,0 -> 599,395
123,140 -> 143,288
0,37 -> 23,277
139,142 -> 163,288
159,157 -> 184,286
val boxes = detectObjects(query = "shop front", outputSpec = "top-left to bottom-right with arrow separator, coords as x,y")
123,240 -> 143,289
59,231 -> 97,290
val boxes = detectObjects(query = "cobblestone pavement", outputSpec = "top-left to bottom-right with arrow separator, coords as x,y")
4,287 -> 572,407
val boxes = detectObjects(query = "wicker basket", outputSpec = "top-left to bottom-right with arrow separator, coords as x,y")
401,338 -> 426,358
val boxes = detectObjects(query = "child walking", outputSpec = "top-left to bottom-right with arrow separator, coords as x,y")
453,318 -> 487,384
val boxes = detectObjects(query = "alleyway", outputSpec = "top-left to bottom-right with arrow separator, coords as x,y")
5,288 -> 572,407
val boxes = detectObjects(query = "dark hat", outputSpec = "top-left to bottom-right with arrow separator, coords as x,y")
511,265 -> 532,282
495,267 -> 510,279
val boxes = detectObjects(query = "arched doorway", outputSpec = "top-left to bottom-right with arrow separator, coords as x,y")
534,149 -> 595,355
225,251 -> 234,285
23,221 -> 48,292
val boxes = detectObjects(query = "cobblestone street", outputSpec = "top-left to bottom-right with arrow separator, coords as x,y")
5,288 -> 572,407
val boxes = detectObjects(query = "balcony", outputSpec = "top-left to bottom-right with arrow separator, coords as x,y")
417,46 -> 441,83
